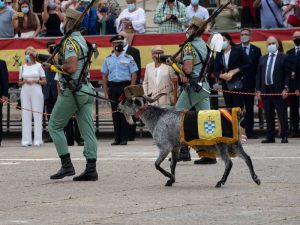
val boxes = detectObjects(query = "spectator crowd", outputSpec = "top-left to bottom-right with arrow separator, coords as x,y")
1,0 -> 300,39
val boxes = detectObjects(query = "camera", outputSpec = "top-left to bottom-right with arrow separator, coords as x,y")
170,15 -> 178,21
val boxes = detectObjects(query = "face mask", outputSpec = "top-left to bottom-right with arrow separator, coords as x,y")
0,1 -> 5,9
293,37 -> 300,46
21,7 -> 29,14
99,6 -> 108,13
268,44 -> 277,54
60,23 -> 64,35
48,1 -> 56,10
25,54 -> 32,63
240,35 -> 250,44
127,3 -> 135,11
222,41 -> 228,50
191,0 -> 199,5
114,43 -> 124,52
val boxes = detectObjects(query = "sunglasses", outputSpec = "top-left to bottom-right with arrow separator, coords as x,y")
5,1 -> 12,4
267,42 -> 277,45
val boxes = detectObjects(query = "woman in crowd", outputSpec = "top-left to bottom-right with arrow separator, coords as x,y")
143,45 -> 175,108
214,32 -> 251,141
214,32 -> 251,111
42,0 -> 64,37
115,0 -> 146,34
12,0 -> 40,38
18,47 -> 46,146
95,0 -> 117,35
213,0 -> 239,30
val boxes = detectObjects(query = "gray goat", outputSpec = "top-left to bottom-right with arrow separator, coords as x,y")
119,94 -> 261,188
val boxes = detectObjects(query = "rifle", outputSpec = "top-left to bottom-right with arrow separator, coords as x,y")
46,0 -> 98,63
170,0 -> 232,62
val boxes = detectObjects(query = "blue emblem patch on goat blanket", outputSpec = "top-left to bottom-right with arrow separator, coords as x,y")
204,120 -> 216,134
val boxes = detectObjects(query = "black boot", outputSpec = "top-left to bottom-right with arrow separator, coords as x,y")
50,153 -> 75,180
73,159 -> 98,181
178,146 -> 191,161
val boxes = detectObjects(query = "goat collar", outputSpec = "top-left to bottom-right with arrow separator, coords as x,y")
134,102 -> 149,118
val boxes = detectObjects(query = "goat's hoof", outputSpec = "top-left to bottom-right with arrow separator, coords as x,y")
165,179 -> 175,187
215,181 -> 223,188
254,178 -> 261,185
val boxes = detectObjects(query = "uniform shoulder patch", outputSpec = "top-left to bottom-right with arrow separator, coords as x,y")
66,40 -> 75,51
183,43 -> 193,55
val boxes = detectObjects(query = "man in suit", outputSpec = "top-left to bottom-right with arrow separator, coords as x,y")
240,28 -> 262,139
0,59 -> 9,146
122,33 -> 141,141
256,36 -> 290,143
286,31 -> 300,137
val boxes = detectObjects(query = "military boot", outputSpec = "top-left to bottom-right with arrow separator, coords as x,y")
178,146 -> 191,162
50,153 -> 75,180
73,159 -> 98,181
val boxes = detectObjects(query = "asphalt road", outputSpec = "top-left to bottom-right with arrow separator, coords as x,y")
0,137 -> 299,225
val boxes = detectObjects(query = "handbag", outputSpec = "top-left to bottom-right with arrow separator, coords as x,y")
287,14 -> 300,26
226,78 -> 243,91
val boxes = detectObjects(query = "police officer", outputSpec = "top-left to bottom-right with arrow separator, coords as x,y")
175,17 -> 216,164
35,8 -> 98,181
102,35 -> 138,145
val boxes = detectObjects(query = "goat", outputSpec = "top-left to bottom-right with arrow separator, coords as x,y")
119,93 -> 261,188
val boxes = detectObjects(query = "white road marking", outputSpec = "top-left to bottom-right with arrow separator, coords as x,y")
0,162 -> 20,165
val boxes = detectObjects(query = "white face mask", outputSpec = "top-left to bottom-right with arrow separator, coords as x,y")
222,40 -> 228,50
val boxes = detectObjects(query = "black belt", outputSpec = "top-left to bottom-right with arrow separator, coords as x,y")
108,81 -> 131,86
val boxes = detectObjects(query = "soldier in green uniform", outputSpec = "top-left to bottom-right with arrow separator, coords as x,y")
175,16 -> 217,164
35,8 -> 98,181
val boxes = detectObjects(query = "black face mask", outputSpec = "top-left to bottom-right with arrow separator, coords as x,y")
293,37 -> 300,46
49,45 -> 56,54
114,44 -> 124,52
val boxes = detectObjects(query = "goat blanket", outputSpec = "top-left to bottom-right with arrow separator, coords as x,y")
180,107 -> 241,146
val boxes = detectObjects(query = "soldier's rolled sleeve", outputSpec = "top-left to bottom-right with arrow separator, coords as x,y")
64,41 -> 78,60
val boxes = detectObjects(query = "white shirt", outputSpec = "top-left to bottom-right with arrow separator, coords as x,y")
19,63 -> 45,81
115,8 -> 146,33
186,5 -> 209,23
224,50 -> 231,70
265,51 -> 278,85
155,66 -> 161,85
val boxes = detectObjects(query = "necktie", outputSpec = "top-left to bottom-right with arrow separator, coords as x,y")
297,48 -> 300,57
266,54 -> 275,85
243,46 -> 248,55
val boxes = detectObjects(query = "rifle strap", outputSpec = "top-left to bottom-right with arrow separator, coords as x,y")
190,44 -> 211,83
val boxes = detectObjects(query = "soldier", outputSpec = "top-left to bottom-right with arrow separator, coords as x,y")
174,16 -> 216,164
33,8 -> 98,181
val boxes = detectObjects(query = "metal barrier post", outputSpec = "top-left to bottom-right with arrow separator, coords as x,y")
7,94 -> 10,133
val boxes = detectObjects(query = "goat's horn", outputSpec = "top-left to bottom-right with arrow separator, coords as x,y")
143,93 -> 167,103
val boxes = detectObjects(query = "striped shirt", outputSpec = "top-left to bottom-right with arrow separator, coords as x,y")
153,1 -> 188,33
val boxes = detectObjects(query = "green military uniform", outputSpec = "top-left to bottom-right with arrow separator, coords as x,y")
175,37 -> 210,111
175,16 -> 215,164
48,13 -> 97,160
